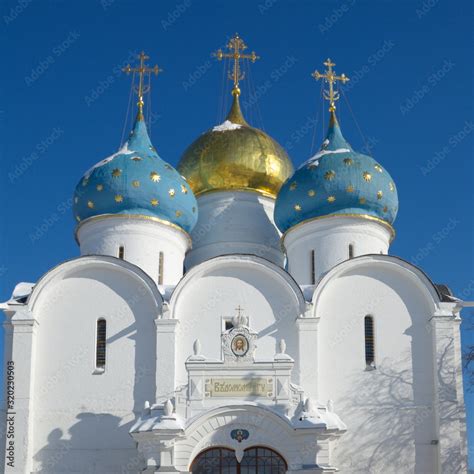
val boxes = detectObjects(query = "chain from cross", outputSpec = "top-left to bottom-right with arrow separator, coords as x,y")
312,58 -> 350,112
213,33 -> 260,97
123,51 -> 162,119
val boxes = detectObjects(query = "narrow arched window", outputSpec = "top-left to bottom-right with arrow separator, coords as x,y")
349,244 -> 354,259
118,246 -> 124,259
158,251 -> 164,285
364,315 -> 375,369
96,319 -> 106,370
310,249 -> 316,284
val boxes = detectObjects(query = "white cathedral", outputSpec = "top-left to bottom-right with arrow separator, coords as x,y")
1,39 -> 469,474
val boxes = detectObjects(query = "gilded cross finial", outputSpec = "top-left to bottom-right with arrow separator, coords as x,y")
123,51 -> 162,120
213,33 -> 260,97
235,305 -> 244,318
312,58 -> 349,112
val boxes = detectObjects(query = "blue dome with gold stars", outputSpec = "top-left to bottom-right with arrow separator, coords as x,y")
73,115 -> 198,233
275,112 -> 398,233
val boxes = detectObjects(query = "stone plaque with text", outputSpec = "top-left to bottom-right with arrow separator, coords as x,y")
205,377 -> 273,398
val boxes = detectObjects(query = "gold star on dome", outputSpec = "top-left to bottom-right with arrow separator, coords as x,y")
82,178 -> 89,187
175,210 -> 182,217
150,171 -> 161,182
308,189 -> 316,197
363,172 -> 372,182
327,195 -> 336,202
294,204 -> 302,211
383,206 -> 388,213
75,215 -> 81,222
165,164 -> 172,170
151,198 -> 159,206
169,189 -> 175,197
131,156 -> 142,162
377,190 -> 383,200
132,180 -> 140,188
87,200 -> 94,209
343,158 -> 353,166
389,182 -> 394,192
96,184 -> 103,192
112,168 -> 122,178
289,182 -> 297,191
181,184 -> 188,194
359,197 -> 366,204
115,194 -> 123,203
346,184 -> 354,193
374,164 -> 383,173
324,170 -> 336,181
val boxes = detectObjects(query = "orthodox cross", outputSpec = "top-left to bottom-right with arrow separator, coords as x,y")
123,51 -> 162,120
235,305 -> 244,318
312,58 -> 349,112
213,33 -> 260,97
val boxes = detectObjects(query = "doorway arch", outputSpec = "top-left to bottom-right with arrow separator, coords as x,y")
191,446 -> 287,473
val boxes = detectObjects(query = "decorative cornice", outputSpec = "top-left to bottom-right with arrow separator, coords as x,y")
281,213 -> 396,248
75,213 -> 192,246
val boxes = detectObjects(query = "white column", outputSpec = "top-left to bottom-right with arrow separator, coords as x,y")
155,318 -> 179,402
295,315 -> 319,399
430,306 -> 467,473
77,215 -> 191,285
186,191 -> 284,269
3,309 -> 38,474
283,216 -> 392,284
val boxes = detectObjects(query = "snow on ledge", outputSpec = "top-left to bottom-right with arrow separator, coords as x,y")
83,142 -> 135,179
212,120 -> 242,132
299,147 -> 351,169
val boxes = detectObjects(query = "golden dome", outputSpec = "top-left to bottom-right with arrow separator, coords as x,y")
177,95 -> 294,198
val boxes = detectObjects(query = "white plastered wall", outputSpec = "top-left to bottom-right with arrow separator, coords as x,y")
169,255 -> 306,392
27,257 -> 162,473
314,256 -> 465,473
77,215 -> 191,285
283,216 -> 392,284
185,191 -> 284,269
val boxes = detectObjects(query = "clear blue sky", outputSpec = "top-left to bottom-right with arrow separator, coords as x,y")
1,0 -> 473,465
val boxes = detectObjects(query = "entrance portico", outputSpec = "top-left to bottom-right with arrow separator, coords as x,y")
130,311 -> 346,472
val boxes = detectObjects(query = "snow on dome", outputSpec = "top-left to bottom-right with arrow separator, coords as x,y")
275,112 -> 399,233
83,142 -> 136,179
212,120 -> 242,132
300,147 -> 351,170
73,115 -> 198,234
